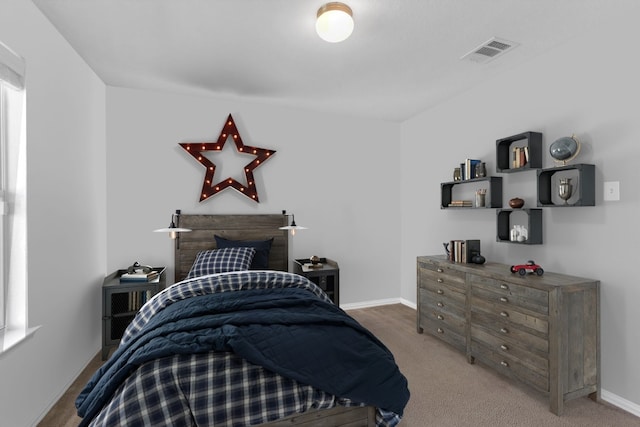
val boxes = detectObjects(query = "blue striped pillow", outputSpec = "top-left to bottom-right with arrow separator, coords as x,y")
186,247 -> 256,279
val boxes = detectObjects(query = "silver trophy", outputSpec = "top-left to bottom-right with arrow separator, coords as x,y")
558,178 -> 573,205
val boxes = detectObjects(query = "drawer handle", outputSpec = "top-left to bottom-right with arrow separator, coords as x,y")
437,302 -> 444,307
437,268 -> 443,273
437,328 -> 444,334
437,289 -> 444,294
437,278 -> 444,283
500,311 -> 509,318
500,344 -> 509,351
500,284 -> 509,290
499,297 -> 509,303
437,315 -> 444,320
500,327 -> 509,334
500,360 -> 509,368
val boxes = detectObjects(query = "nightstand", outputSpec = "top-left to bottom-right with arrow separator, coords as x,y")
101,267 -> 166,360
293,258 -> 339,305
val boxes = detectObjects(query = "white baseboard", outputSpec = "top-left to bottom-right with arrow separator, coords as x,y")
341,298 -> 416,311
601,389 -> 640,418
340,298 -> 402,310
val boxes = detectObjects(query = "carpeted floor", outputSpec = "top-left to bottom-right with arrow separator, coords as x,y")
39,304 -> 639,426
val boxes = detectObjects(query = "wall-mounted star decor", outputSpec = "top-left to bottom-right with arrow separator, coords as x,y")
179,114 -> 276,203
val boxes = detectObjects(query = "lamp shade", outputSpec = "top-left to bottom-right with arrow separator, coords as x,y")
153,226 -> 192,239
279,211 -> 308,236
316,2 -> 354,43
153,210 -> 191,239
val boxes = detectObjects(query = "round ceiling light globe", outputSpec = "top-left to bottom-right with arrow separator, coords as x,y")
316,3 -> 354,43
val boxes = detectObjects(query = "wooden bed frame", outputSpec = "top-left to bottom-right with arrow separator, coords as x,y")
174,213 -> 289,282
173,213 -> 377,427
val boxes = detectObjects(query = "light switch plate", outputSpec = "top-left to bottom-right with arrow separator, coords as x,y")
604,181 -> 620,201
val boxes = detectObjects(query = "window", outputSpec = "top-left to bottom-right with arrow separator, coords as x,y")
0,40 -> 33,351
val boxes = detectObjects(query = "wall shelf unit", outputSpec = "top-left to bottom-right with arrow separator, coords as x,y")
496,208 -> 543,244
496,131 -> 542,173
441,176 -> 502,209
537,163 -> 595,207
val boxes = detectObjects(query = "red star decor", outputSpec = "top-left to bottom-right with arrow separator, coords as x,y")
179,114 -> 276,203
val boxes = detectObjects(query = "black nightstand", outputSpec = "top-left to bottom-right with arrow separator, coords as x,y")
101,267 -> 166,360
293,258 -> 339,305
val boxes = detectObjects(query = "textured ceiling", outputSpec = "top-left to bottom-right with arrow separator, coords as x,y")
32,0 -> 632,122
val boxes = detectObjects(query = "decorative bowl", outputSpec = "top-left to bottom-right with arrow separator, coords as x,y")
509,197 -> 525,208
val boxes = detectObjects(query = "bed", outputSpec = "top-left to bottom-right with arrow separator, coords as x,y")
76,214 -> 409,427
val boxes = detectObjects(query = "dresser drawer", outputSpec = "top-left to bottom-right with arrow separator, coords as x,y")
418,263 -> 466,293
419,311 -> 466,352
470,306 -> 548,354
470,340 -> 549,393
470,295 -> 548,335
419,288 -> 465,320
470,275 -> 548,314
471,324 -> 548,374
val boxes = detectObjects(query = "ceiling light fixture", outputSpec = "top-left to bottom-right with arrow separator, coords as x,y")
316,2 -> 354,43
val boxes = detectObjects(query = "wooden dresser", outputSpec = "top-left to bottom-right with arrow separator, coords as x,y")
417,255 -> 600,415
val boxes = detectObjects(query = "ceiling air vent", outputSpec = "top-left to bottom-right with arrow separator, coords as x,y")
460,37 -> 519,64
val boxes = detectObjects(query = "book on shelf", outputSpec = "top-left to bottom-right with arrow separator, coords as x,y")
460,159 -> 482,180
512,146 -> 528,168
120,271 -> 159,283
447,239 -> 481,263
448,200 -> 473,207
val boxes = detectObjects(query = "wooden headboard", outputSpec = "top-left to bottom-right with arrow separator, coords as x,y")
173,214 -> 289,282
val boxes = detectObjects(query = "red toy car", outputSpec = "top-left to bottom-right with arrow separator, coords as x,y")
510,260 -> 544,276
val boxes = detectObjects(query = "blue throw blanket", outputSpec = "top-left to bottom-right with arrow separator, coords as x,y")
77,272 -> 409,426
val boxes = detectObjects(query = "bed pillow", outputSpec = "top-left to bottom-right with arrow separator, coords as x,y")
186,247 -> 256,279
214,235 -> 274,270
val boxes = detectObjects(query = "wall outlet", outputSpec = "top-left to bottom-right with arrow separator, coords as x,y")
604,181 -> 620,201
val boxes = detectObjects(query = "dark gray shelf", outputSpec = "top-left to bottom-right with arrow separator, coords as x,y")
537,163 -> 595,207
496,131 -> 543,173
496,208 -> 543,244
440,176 -> 502,209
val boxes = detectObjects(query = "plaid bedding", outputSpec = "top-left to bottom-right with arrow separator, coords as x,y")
82,271 -> 404,427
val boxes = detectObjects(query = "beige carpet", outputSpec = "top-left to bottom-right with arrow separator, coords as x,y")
39,304 -> 639,426
349,304 -> 639,427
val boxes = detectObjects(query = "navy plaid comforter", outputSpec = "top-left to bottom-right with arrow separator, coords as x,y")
76,271 -> 409,426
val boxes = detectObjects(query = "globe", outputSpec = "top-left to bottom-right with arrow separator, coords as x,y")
549,135 -> 580,165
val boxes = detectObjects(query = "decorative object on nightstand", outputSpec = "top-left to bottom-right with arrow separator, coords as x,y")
294,258 -> 339,305
102,267 -> 166,360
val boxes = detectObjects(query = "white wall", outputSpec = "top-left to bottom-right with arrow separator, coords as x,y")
400,7 -> 640,413
0,1 -> 106,426
106,87 -> 401,305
